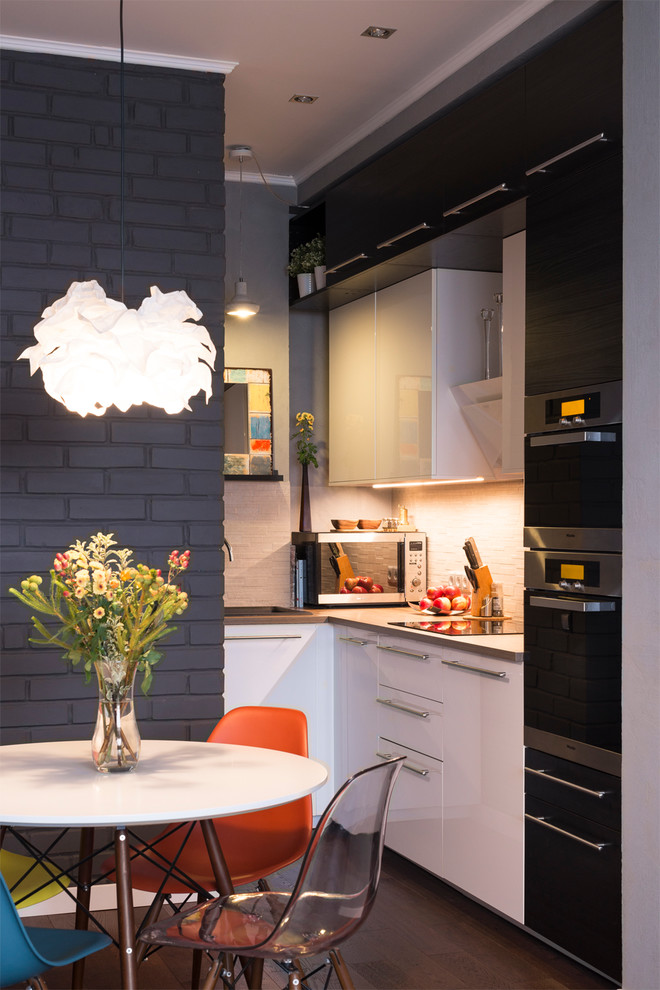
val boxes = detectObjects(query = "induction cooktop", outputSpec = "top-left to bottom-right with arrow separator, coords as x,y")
388,619 -> 524,637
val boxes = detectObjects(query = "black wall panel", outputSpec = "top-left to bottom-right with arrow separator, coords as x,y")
0,50 -> 225,744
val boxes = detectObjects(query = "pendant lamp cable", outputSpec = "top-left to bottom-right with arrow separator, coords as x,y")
119,0 -> 125,303
237,154 -> 244,280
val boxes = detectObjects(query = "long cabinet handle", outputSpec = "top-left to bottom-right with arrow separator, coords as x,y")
529,430 -> 616,447
525,132 -> 608,177
376,697 -> 430,718
528,595 -> 616,613
441,659 -> 506,678
443,182 -> 509,217
225,634 -> 302,641
377,222 -> 431,249
377,645 -> 430,661
325,252 -> 368,274
525,766 -> 610,798
525,813 -> 612,851
377,750 -> 430,776
338,637 -> 370,646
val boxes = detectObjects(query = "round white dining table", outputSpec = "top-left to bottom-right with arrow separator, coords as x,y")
0,739 -> 329,989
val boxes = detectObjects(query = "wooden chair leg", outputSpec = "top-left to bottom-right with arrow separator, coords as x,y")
201,953 -> 223,990
287,962 -> 304,989
135,893 -> 166,966
329,948 -> 355,990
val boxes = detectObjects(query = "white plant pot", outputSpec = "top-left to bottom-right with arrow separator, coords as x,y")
297,273 -> 315,297
314,265 -> 326,291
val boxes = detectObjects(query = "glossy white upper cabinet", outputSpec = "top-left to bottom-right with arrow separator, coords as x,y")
329,269 -> 502,485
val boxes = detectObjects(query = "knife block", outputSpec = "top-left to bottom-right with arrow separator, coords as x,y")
470,565 -> 493,616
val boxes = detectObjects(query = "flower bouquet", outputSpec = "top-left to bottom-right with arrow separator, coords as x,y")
9,533 -> 190,771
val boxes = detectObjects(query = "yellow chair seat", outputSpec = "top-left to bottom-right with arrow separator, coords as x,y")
0,849 -> 71,909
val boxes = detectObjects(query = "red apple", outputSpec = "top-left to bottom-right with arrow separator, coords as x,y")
419,596 -> 433,611
357,575 -> 373,591
442,585 -> 460,601
433,621 -> 452,633
451,595 -> 469,613
344,577 -> 359,591
351,585 -> 365,594
452,620 -> 469,632
339,586 -> 350,594
433,596 -> 452,614
426,586 -> 440,601
371,584 -> 384,593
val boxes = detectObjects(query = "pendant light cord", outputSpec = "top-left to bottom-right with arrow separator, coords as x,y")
237,155 -> 244,280
119,0 -> 125,303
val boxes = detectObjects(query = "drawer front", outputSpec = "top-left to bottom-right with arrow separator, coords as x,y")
377,636 -> 442,701
376,685 -> 443,761
377,738 -> 443,877
525,748 -> 620,830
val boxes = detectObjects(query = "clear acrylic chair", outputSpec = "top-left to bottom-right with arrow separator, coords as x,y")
139,756 -> 405,990
0,871 -> 111,990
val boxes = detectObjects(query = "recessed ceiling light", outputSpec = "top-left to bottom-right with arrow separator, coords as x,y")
361,25 -> 397,39
289,94 -> 318,104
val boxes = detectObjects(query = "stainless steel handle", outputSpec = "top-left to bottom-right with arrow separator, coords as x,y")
525,813 -> 611,851
377,750 -> 430,776
376,697 -> 430,718
529,430 -> 616,447
525,766 -> 610,798
377,222 -> 431,249
443,182 -> 509,217
225,634 -> 302,641
529,595 -> 616,613
325,252 -> 368,274
525,132 -> 608,177
338,637 -> 370,646
377,645 -> 430,661
441,659 -> 506,678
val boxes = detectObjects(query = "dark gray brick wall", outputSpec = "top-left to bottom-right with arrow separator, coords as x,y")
1,50 -> 226,745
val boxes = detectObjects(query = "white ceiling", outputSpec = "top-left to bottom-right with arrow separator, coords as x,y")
1,0 -> 552,187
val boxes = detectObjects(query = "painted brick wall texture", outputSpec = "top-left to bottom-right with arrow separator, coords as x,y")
1,50 -> 226,745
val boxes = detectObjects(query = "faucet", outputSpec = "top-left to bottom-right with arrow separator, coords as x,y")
222,538 -> 233,562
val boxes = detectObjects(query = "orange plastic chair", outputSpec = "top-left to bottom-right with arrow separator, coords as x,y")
104,707 -> 313,908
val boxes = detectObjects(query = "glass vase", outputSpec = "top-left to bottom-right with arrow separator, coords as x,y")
92,658 -> 141,773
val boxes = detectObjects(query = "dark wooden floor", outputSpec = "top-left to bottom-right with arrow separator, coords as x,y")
19,850 -> 619,990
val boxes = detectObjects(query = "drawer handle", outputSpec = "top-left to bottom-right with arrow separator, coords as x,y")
377,222 -> 431,249
525,813 -> 612,851
338,637 -> 369,646
325,252 -> 368,274
377,750 -> 430,776
378,645 -> 430,661
525,132 -> 608,177
376,697 -> 430,718
529,430 -> 616,447
225,634 -> 302,641
528,595 -> 616,613
525,766 -> 610,798
441,659 -> 506,678
443,182 -> 509,217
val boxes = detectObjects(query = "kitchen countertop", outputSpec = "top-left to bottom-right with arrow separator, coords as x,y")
225,605 -> 525,661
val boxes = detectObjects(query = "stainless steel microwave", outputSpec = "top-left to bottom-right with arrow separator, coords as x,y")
292,531 -> 427,607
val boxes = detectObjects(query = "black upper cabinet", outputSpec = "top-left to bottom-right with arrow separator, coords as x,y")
524,2 -> 622,181
325,163 -> 381,279
525,152 -> 622,395
440,69 -> 525,229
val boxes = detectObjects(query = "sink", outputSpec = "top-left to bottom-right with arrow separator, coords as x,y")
224,605 -> 314,617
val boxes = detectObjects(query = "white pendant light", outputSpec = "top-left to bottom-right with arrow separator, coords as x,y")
225,147 -> 259,319
17,0 -> 215,417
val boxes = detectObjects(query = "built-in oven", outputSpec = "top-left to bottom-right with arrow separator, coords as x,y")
523,380 -> 622,982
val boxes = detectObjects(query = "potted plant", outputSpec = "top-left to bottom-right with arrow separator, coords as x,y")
287,235 -> 326,296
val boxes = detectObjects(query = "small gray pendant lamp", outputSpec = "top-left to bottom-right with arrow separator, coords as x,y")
225,147 -> 260,319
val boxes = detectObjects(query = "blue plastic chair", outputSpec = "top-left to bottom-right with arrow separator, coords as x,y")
0,871 -> 112,989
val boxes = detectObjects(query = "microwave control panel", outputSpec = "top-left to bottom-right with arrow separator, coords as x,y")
405,536 -> 427,600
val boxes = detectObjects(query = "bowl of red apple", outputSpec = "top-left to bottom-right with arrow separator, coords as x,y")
339,576 -> 384,595
409,583 -> 471,615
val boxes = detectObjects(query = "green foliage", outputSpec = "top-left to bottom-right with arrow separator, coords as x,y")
286,235 -> 325,276
291,411 -> 319,468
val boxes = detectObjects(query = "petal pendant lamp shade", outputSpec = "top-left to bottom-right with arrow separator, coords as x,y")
225,278 -> 260,319
19,280 -> 216,417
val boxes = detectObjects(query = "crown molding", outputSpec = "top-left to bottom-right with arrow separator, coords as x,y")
224,169 -> 296,189
0,35 -> 237,74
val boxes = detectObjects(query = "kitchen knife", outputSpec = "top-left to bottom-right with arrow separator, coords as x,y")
464,565 -> 479,590
329,555 -> 341,578
464,537 -> 484,569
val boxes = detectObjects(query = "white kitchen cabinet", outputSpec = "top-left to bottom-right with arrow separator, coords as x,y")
440,646 -> 524,922
223,623 -> 335,813
334,626 -> 380,779
328,269 -> 501,485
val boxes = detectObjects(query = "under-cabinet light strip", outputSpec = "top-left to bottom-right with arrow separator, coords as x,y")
372,478 -> 485,489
